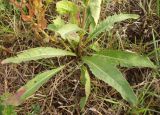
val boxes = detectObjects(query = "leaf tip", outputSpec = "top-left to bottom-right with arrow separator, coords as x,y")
1,59 -> 7,64
5,87 -> 26,106
132,14 -> 140,19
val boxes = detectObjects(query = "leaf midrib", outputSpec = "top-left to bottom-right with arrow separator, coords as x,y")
84,58 -> 135,103
89,20 -> 112,39
94,54 -> 133,64
6,52 -> 75,63
94,54 -> 151,66
84,59 -> 122,88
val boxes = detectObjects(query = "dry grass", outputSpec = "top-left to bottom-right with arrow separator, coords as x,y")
0,0 -> 160,114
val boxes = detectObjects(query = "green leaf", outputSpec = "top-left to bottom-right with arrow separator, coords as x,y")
5,66 -> 64,106
88,14 -> 139,40
57,24 -> 81,38
47,17 -> 65,31
80,66 -> 91,110
2,105 -> 17,115
0,3 -> 5,11
94,50 -> 156,68
89,41 -> 101,52
0,103 -> 17,115
83,56 -> 137,105
46,0 -> 53,4
89,0 -> 102,25
48,21 -> 81,42
65,32 -> 80,43
1,47 -> 76,64
56,1 -> 78,15
83,0 -> 88,5
0,104 -> 3,115
30,104 -> 41,115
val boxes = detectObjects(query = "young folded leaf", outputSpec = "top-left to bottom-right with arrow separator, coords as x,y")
80,66 -> 91,110
56,24 -> 81,40
1,47 -> 76,64
5,66 -> 64,106
56,1 -> 78,15
94,50 -> 156,68
82,56 -> 137,105
48,23 -> 81,42
88,14 -> 139,41
89,0 -> 102,25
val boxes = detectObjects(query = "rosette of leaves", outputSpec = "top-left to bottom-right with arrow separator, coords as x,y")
1,0 -> 156,112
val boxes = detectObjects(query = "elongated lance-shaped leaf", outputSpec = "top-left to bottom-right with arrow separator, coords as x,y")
1,47 -> 76,64
82,56 -> 137,105
88,14 -> 139,41
80,66 -> 91,110
89,0 -> 102,25
5,66 -> 64,106
94,50 -> 156,68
